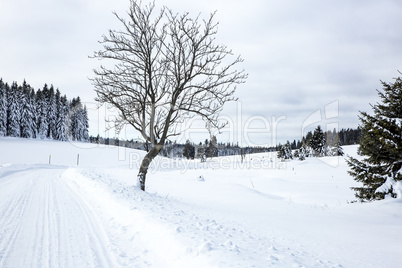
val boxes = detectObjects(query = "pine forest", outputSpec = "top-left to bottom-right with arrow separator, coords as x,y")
0,78 -> 89,141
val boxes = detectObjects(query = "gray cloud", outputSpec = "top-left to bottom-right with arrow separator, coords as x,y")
1,0 -> 401,145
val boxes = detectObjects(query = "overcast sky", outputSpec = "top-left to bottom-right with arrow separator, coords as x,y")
1,0 -> 402,146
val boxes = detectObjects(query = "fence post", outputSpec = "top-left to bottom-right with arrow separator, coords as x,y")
49,154 -> 51,165
77,154 -> 80,166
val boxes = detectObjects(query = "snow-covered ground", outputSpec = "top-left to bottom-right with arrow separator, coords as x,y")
0,137 -> 401,267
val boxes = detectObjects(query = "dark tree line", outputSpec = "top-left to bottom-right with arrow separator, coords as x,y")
89,133 -> 272,160
89,126 -> 361,161
277,127 -> 361,153
0,78 -> 89,141
337,128 -> 362,146
89,135 -> 147,150
277,126 -> 361,161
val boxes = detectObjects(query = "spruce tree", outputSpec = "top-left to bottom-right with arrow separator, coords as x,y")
80,106 -> 89,141
20,81 -> 34,138
284,141 -> 293,159
347,75 -> 402,201
0,80 -> 7,136
298,145 -> 307,161
293,149 -> 299,159
197,142 -> 205,159
333,141 -> 344,156
204,139 -> 210,158
183,140 -> 195,159
7,82 -> 21,137
46,85 -> 57,139
208,136 -> 218,157
277,144 -> 285,160
29,89 -> 38,138
56,93 -> 69,141
70,97 -> 81,141
309,125 -> 326,156
277,144 -> 284,160
278,141 -> 293,161
36,89 -> 49,139
69,97 -> 89,141
54,89 -> 61,139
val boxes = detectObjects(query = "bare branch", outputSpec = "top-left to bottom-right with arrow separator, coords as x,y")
91,0 -> 247,151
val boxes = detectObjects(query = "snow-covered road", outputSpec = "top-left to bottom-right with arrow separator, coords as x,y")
0,166 -> 117,267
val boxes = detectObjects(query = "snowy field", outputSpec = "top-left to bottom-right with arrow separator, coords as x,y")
0,137 -> 401,267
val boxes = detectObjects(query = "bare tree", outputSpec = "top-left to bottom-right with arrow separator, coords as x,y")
91,1 -> 247,191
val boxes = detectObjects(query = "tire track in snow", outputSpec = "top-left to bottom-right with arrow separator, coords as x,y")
62,181 -> 118,267
0,175 -> 33,267
0,167 -> 118,267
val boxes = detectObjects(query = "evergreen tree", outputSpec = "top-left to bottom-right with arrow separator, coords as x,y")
298,145 -> 307,161
296,140 -> 302,149
277,144 -> 283,160
183,140 -> 195,159
204,139 -> 210,158
7,82 -> 21,137
309,125 -> 326,156
46,85 -> 57,139
335,142 -> 344,156
278,141 -> 293,161
196,142 -> 205,159
347,75 -> 402,201
285,141 -> 293,159
293,148 -> 299,159
291,140 -> 297,150
208,136 -> 218,157
55,94 -> 69,141
0,80 -> 7,136
305,131 -> 313,144
69,97 -> 89,141
69,97 -> 79,140
36,89 -> 48,139
80,105 -> 89,141
19,81 -> 35,138
29,89 -> 38,138
54,90 -> 61,139
240,147 -> 246,163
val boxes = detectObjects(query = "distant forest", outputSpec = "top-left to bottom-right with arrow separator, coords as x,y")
281,127 -> 362,151
89,127 -> 361,159
0,78 -> 89,141
0,78 -> 360,155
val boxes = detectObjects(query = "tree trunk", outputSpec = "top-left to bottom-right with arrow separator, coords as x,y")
137,146 -> 162,191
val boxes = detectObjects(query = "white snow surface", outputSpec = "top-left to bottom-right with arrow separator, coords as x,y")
0,137 -> 401,267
